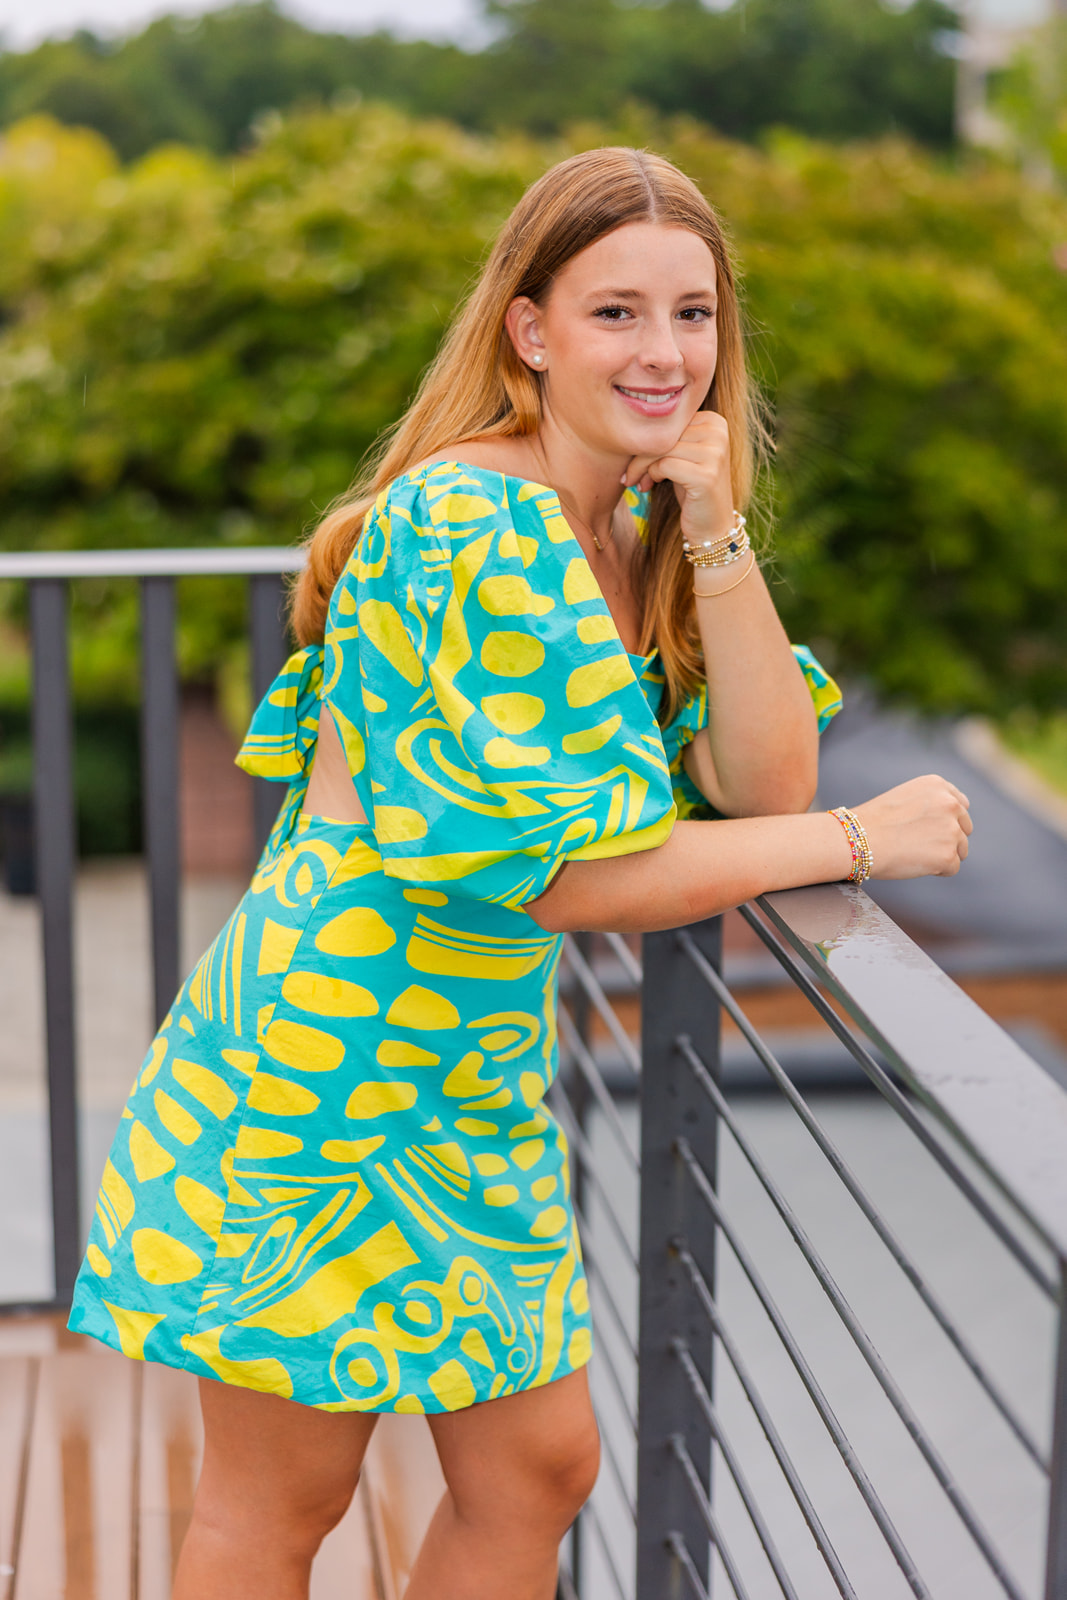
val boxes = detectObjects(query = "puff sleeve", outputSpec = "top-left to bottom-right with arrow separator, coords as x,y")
332,465 -> 677,908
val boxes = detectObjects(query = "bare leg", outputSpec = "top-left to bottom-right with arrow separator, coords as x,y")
406,1368 -> 600,1600
172,1378 -> 378,1600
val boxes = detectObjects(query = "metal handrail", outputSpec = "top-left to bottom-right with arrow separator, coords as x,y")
0,546 -> 306,579
737,902 -> 1058,1296
759,883 -> 1067,1263
680,1039 -> 1028,1598
635,898 -> 1067,1600
4,548 -> 1066,1600
0,549 -> 296,1304
678,931 -> 1048,1469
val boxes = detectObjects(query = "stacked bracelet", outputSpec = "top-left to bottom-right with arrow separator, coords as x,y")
829,806 -> 873,884
682,510 -> 749,569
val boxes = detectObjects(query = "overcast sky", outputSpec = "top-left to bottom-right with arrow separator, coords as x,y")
0,0 -> 1050,53
0,0 -> 482,51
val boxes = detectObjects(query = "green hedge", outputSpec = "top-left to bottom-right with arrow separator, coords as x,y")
0,103 -> 1065,723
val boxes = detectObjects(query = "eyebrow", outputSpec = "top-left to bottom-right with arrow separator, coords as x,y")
587,287 -> 718,302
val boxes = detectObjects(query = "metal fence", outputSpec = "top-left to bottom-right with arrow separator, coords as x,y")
557,897 -> 1067,1600
3,550 -> 1067,1598
0,547 -> 298,1304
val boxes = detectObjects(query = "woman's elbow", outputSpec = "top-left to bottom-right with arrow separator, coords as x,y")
524,867 -> 583,933
718,766 -> 817,819
775,768 -> 819,815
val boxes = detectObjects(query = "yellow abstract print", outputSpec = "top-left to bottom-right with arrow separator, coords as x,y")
69,462 -> 840,1413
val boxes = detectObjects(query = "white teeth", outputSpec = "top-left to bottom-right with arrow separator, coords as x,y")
617,387 -> 681,402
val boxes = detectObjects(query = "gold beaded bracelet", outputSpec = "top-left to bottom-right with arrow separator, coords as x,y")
693,552 -> 756,599
682,510 -> 748,569
829,806 -> 873,884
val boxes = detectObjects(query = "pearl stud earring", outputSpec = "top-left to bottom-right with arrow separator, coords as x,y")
532,354 -> 543,366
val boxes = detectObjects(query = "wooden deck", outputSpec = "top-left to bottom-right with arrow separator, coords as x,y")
0,1316 -> 445,1600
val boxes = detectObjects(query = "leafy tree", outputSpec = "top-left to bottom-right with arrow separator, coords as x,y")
619,0 -> 959,148
1,105 -> 1065,720
0,0 -> 961,159
992,17 -> 1067,185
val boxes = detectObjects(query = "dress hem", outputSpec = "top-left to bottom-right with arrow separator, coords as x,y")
67,1299 -> 593,1415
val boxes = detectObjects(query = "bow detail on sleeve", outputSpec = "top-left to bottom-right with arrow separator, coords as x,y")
235,645 -> 324,782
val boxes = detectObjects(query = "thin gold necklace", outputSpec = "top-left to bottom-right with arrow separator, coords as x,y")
557,493 -> 616,553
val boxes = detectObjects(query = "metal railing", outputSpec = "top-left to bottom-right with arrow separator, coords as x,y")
556,896 -> 1067,1600
0,547 -> 299,1303
4,550 -> 1067,1599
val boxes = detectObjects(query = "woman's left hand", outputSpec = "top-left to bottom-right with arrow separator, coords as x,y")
623,411 -> 735,546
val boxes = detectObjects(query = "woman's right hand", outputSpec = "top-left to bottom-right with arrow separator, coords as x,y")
853,775 -> 972,880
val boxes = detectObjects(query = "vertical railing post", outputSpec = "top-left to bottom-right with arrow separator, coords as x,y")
140,577 -> 181,1029
1046,1262 -> 1067,1599
637,917 -> 723,1599
249,572 -> 289,856
567,930 -> 594,1596
30,579 -> 81,1302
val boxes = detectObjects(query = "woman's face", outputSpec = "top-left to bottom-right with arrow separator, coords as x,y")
508,221 -> 720,464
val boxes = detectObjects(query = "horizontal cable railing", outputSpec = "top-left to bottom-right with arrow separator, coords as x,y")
3,549 -> 1067,1600
638,894 -> 1067,1600
556,896 -> 1067,1599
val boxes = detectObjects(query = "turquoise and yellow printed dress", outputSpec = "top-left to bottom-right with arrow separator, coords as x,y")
69,462 -> 840,1413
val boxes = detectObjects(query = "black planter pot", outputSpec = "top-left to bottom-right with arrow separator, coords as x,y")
0,791 -> 35,896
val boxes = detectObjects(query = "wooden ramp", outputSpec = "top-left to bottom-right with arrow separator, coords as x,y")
0,1317 -> 445,1600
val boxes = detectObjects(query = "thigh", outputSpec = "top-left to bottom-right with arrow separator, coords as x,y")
426,1368 -> 599,1521
196,1377 -> 379,1522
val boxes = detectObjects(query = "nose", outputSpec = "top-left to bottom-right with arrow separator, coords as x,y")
638,315 -> 684,374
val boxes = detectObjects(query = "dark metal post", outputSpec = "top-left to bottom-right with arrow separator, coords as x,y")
1046,1262 -> 1067,1599
249,572 -> 289,855
140,577 -> 181,1029
568,935 -> 594,1597
30,580 -> 81,1301
636,917 -> 723,1600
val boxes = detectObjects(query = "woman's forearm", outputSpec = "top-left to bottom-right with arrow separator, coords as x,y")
691,564 -> 819,817
526,814 -> 852,933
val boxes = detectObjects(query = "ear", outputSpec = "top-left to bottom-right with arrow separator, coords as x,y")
505,296 -> 547,371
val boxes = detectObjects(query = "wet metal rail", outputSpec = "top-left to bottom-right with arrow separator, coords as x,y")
558,897 -> 1067,1600
4,551 -> 1067,1599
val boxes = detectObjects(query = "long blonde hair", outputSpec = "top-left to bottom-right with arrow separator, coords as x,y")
291,145 -> 765,723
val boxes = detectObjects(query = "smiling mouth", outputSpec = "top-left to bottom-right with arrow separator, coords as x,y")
615,385 -> 685,407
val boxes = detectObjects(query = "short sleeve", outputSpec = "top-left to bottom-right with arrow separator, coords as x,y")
660,644 -> 843,821
344,465 -> 677,908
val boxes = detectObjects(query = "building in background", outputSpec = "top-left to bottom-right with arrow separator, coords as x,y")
957,0 -> 1062,145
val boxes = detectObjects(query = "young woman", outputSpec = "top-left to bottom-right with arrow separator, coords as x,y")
69,147 -> 970,1600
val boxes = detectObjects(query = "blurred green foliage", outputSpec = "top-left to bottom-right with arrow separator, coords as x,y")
0,0 -> 961,158
1003,712 -> 1067,800
993,18 -> 1067,186
1,102 -> 1066,729
0,709 -> 142,854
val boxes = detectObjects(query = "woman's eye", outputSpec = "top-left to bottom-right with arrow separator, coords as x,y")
593,305 -> 631,322
678,306 -> 714,322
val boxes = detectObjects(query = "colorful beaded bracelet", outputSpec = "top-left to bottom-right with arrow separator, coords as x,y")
682,510 -> 748,568
829,806 -> 873,884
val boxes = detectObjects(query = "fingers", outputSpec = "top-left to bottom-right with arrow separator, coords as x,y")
621,455 -> 658,488
622,412 -> 730,490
